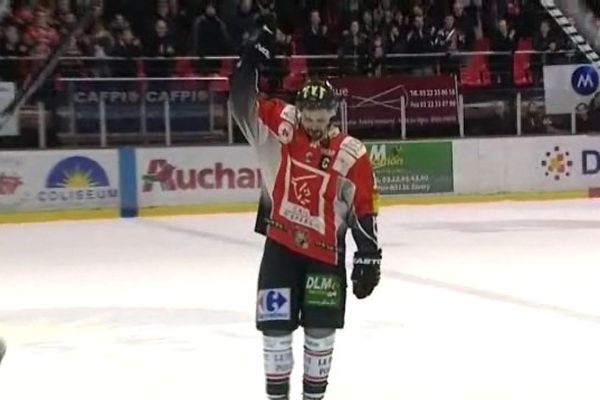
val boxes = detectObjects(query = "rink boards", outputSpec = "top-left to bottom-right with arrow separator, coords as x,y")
1,135 -> 599,223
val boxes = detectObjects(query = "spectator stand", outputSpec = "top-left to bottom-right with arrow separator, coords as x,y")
0,0 -> 599,148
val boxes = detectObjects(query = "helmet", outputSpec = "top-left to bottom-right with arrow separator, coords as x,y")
296,80 -> 338,111
296,80 -> 338,141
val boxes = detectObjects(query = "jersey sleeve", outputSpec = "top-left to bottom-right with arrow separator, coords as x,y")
230,57 -> 296,147
256,98 -> 296,145
343,140 -> 380,253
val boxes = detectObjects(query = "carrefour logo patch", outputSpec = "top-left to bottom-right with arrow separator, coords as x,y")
257,288 -> 291,321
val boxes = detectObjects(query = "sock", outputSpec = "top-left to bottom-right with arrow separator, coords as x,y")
303,329 -> 335,400
263,333 -> 293,399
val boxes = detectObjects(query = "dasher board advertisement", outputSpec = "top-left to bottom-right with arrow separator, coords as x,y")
544,64 -> 600,115
137,146 -> 262,207
0,150 -> 119,212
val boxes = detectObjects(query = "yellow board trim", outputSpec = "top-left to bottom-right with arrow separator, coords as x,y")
379,190 -> 589,206
0,190 -> 592,225
139,203 -> 258,217
0,209 -> 119,224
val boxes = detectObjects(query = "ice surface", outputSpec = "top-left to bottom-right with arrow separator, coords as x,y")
1,199 -> 600,400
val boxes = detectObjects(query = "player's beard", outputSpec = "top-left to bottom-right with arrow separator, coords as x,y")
299,108 -> 335,142
306,127 -> 327,141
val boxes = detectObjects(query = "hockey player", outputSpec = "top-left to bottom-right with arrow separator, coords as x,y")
0,338 -> 5,365
230,24 -> 382,400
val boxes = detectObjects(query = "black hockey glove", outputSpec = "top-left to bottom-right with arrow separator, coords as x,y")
351,249 -> 381,299
240,24 -> 275,69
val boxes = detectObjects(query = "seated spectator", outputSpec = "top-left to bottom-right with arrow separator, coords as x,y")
54,0 -> 71,21
406,15 -> 435,76
338,20 -> 368,76
12,1 -> 33,29
144,19 -> 176,77
588,91 -> 600,128
393,9 -> 409,34
380,9 -> 394,36
489,19 -> 516,87
532,19 -> 560,84
302,10 -> 332,74
340,0 -> 361,23
434,14 -> 467,51
60,35 -> 84,77
79,19 -> 113,77
147,0 -> 190,54
491,100 -> 515,135
228,0 -> 258,51
575,102 -> 594,133
84,19 -> 114,54
0,24 -> 28,82
521,100 -> 565,135
193,2 -> 231,73
367,33 -> 386,77
57,12 -> 77,37
361,9 -> 375,39
522,100 -> 547,134
91,3 -> 103,21
372,7 -> 383,33
379,0 -> 394,13
110,28 -> 142,77
109,14 -> 130,38
386,23 -> 405,54
505,0 -> 523,36
434,14 -> 467,74
24,8 -> 59,57
452,0 -> 475,49
303,0 -> 326,17
154,0 -> 176,32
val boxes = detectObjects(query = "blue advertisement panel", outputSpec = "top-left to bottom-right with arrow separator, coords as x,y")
59,80 -> 214,134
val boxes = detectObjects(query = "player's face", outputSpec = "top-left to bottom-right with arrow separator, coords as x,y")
300,108 -> 334,140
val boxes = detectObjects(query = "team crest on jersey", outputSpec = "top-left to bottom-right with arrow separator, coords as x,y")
280,158 -> 328,234
293,228 -> 310,249
291,173 -> 319,206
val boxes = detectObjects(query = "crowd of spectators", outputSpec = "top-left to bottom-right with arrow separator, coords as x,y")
0,0 -> 592,84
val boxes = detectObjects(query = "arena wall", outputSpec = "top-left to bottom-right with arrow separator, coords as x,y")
1,135 -> 598,223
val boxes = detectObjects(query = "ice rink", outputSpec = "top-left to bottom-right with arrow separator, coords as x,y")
1,199 -> 600,400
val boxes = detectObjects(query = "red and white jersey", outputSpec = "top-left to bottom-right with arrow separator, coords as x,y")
245,97 -> 378,266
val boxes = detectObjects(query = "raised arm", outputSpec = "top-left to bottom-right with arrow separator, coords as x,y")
229,25 -> 275,146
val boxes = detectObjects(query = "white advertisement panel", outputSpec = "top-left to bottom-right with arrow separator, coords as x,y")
0,150 -> 120,212
137,146 -> 261,207
544,64 -> 600,115
454,135 -> 600,194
